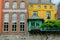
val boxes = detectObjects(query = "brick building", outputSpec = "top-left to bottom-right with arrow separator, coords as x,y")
0,0 -> 28,40
56,3 -> 60,19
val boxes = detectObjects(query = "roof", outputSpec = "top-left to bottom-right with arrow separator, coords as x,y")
28,0 -> 52,4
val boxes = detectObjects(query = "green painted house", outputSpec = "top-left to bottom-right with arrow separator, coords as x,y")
27,12 -> 44,32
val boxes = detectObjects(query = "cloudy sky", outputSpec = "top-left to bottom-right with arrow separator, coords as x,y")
52,0 -> 60,9
52,0 -> 60,5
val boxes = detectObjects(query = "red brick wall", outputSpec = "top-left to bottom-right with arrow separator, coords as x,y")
1,0 -> 28,35
0,0 -> 3,33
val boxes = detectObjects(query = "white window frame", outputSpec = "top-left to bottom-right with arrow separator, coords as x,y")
4,14 -> 9,22
4,22 -> 8,32
12,2 -> 17,9
5,2 -> 9,8
20,1 -> 25,8
20,22 -> 24,32
12,22 -> 16,32
20,13 -> 25,22
12,14 -> 17,22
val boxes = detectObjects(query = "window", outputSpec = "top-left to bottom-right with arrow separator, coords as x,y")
5,2 -> 9,8
33,11 -> 38,16
32,11 -> 38,18
46,12 -> 51,19
31,22 -> 35,26
36,22 -> 40,27
50,6 -> 52,9
30,5 -> 33,8
12,23 -> 16,31
20,1 -> 25,8
20,13 -> 25,21
13,2 -> 17,8
12,14 -> 17,22
4,22 -> 8,32
44,6 -> 47,9
20,22 -> 24,32
4,14 -> 9,22
38,5 -> 41,9
31,22 -> 40,27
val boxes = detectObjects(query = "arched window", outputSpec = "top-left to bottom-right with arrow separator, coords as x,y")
5,2 -> 9,8
20,14 -> 25,21
20,1 -> 25,8
13,2 -> 17,8
12,14 -> 17,22
4,14 -> 9,22
4,14 -> 9,32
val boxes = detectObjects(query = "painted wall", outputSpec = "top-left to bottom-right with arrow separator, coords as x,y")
28,4 -> 56,21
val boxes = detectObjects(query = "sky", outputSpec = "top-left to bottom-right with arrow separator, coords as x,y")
52,0 -> 60,5
52,0 -> 60,9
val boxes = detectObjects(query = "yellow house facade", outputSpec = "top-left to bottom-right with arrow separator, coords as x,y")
28,4 -> 56,21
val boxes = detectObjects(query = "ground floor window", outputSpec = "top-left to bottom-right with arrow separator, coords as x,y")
4,22 -> 8,32
20,22 -> 24,32
12,22 -> 16,32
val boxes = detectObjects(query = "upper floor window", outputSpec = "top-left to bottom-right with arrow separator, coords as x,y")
20,13 -> 25,21
50,6 -> 52,9
33,11 -> 38,16
13,2 -> 17,8
44,6 -> 47,9
46,12 -> 51,19
38,5 -> 41,9
30,5 -> 33,9
12,14 -> 17,22
4,14 -> 9,22
5,2 -> 9,8
20,1 -> 25,8
32,11 -> 38,18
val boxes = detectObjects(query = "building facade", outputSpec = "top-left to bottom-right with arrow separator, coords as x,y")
56,3 -> 60,19
0,0 -> 57,40
0,0 -> 28,40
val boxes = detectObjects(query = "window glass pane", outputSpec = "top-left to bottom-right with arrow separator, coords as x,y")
5,2 -> 9,8
38,5 -> 41,9
31,22 -> 35,26
32,11 -> 38,18
30,5 -> 33,8
4,14 -> 9,22
50,6 -> 52,9
12,14 -> 17,22
4,22 -> 8,31
44,6 -> 47,9
13,2 -> 17,8
20,22 -> 24,32
20,2 -> 25,8
12,23 -> 16,31
36,22 -> 40,26
20,14 -> 25,21
46,12 -> 51,19
33,12 -> 38,16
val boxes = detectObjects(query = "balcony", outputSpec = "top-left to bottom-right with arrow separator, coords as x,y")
30,26 -> 40,30
27,18 -> 44,32
40,27 -> 60,31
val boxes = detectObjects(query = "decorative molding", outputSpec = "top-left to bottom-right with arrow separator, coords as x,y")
3,9 -> 27,12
